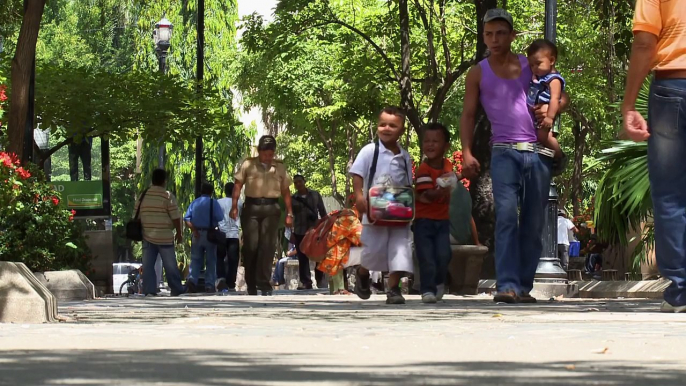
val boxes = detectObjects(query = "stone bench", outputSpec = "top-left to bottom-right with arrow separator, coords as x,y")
283,259 -> 301,290
0,262 -> 58,323
34,270 -> 96,301
447,238 -> 489,295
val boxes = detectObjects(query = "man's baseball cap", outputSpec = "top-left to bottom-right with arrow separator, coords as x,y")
257,135 -> 277,151
483,8 -> 514,30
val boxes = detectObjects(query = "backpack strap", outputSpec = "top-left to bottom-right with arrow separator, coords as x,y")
368,139 -> 380,190
133,188 -> 149,220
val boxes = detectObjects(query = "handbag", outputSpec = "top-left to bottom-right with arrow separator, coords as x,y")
206,198 -> 223,244
125,188 -> 149,241
300,209 -> 351,263
366,140 -> 415,226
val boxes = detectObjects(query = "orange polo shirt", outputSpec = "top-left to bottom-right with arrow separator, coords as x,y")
633,0 -> 686,70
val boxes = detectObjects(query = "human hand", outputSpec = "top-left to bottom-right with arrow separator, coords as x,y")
462,153 -> 481,179
622,109 -> 650,142
229,207 -> 238,220
539,117 -> 554,130
355,194 -> 367,220
534,104 -> 549,122
285,214 -> 294,227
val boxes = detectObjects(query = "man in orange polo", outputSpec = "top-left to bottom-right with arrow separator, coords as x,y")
622,0 -> 686,313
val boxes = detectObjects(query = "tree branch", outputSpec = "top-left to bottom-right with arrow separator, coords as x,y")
414,0 -> 438,81
307,20 -> 399,81
439,0 -> 452,73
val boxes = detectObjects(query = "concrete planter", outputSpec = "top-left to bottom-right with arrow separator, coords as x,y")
448,244 -> 489,295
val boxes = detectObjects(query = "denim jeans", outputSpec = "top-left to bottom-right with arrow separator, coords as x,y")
414,219 -> 452,295
491,147 -> 551,294
142,241 -> 184,295
272,256 -> 296,284
187,230 -> 218,290
648,79 -> 686,307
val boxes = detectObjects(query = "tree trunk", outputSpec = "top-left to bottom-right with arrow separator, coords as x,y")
398,0 -> 423,136
6,0 -> 46,159
317,119 -> 343,207
345,124 -> 357,202
571,121 -> 588,217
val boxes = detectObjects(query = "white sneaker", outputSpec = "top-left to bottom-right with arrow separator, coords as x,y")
422,293 -> 437,304
660,301 -> 686,313
436,284 -> 445,301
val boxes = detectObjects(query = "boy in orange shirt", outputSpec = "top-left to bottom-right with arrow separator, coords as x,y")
414,122 -> 456,303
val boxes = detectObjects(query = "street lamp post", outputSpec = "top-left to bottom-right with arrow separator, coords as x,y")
535,0 -> 567,280
154,17 -> 173,169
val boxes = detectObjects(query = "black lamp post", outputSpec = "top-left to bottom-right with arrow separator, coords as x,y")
535,0 -> 567,280
154,16 -> 172,169
195,0 -> 205,199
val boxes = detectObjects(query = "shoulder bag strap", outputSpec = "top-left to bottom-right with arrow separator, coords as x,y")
368,140 -> 380,190
134,188 -> 149,220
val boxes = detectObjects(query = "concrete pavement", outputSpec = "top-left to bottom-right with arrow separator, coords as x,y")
1,292 -> 685,385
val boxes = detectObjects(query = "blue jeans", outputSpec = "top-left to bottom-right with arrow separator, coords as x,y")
414,219 -> 452,295
272,256 -> 296,285
491,147 -> 551,294
648,79 -> 686,307
142,241 -> 184,295
187,230 -> 218,289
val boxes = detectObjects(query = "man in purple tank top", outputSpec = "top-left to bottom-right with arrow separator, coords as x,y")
460,8 -> 568,304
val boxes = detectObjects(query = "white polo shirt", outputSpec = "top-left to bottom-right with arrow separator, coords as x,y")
349,140 -> 412,224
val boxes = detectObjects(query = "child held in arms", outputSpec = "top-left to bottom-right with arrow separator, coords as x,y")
414,123 -> 458,303
526,38 -> 566,162
349,106 -> 414,305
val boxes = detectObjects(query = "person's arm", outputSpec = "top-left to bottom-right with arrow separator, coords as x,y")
460,66 -> 481,178
184,203 -> 199,238
230,180 -> 243,220
316,193 -> 327,218
352,174 -> 366,219
282,173 -> 294,226
621,32 -> 658,141
541,79 -> 563,129
534,91 -> 570,123
168,194 -> 183,244
470,217 -> 480,246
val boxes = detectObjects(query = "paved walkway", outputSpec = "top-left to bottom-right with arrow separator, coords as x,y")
1,292 -> 685,385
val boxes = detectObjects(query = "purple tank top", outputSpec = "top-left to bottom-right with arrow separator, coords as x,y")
479,55 -> 537,144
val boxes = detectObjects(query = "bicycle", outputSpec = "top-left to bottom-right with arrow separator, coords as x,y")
119,266 -> 143,295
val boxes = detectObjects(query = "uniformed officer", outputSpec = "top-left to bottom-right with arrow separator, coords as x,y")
230,135 -> 293,295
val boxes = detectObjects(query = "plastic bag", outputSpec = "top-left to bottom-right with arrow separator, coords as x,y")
436,172 -> 458,190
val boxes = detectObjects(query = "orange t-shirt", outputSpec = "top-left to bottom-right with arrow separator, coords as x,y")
415,158 -> 454,220
633,0 -> 686,71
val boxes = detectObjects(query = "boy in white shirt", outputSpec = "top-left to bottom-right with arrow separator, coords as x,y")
349,106 -> 414,304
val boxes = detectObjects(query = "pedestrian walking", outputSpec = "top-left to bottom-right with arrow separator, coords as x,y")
350,106 -> 414,305
216,182 -> 242,292
231,135 -> 293,296
184,182 -> 224,293
557,210 -> 578,271
291,174 -> 327,289
133,168 -> 186,296
622,0 -> 686,312
460,8 -> 569,304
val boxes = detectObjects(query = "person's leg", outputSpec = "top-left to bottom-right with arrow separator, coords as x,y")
294,234 -> 313,288
68,144 -> 79,181
434,220 -> 453,296
201,232 -> 217,291
332,271 -> 345,293
648,79 -> 686,307
141,241 -> 159,295
226,238 -> 240,290
490,148 -> 524,296
187,233 -> 203,290
154,255 -> 163,289
82,139 -> 92,181
314,263 -> 325,288
158,244 -> 185,295
216,238 -> 228,282
518,152 -> 551,294
255,203 -> 282,292
414,219 -> 437,295
273,257 -> 287,285
387,226 -> 413,304
560,245 -> 570,271
241,205 -> 260,294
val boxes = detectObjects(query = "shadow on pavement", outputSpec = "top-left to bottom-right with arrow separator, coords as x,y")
0,349 -> 682,385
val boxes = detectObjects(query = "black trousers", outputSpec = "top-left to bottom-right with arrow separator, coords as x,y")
68,138 -> 92,181
294,234 -> 324,288
241,202 -> 281,292
216,238 -> 240,289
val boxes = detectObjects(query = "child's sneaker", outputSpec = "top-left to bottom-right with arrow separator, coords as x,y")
436,284 -> 445,301
422,292 -> 437,304
386,288 -> 405,304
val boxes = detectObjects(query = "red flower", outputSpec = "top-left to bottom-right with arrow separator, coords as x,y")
69,209 -> 76,221
51,196 -> 60,206
16,167 -> 31,180
0,85 -> 7,102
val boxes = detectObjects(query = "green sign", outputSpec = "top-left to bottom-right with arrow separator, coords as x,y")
52,181 -> 104,210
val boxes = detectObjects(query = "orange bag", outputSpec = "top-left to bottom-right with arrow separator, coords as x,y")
300,209 -> 350,262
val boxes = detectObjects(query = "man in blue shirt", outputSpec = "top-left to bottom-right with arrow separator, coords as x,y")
184,182 -> 224,293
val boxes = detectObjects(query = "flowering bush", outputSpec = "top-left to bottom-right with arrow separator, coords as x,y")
0,152 -> 93,272
451,150 -> 470,190
0,84 -> 6,132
